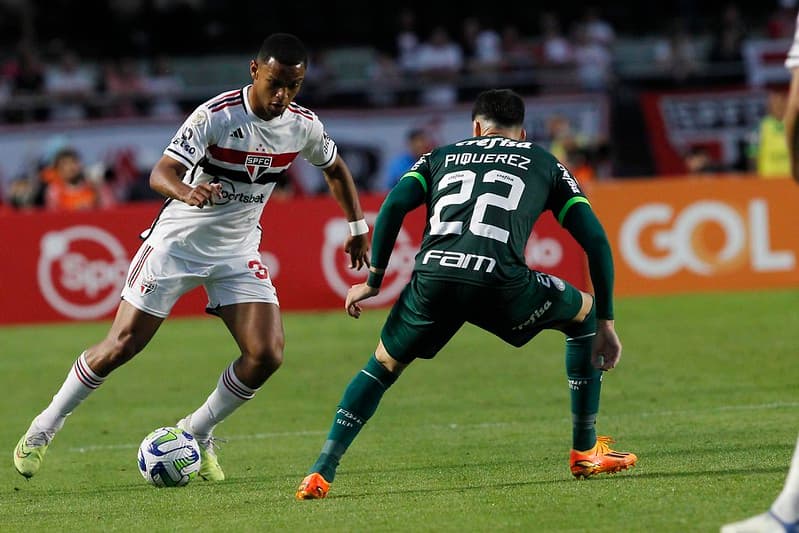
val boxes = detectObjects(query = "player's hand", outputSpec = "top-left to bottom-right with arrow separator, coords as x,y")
183,183 -> 222,208
344,233 -> 370,270
345,282 -> 379,318
591,319 -> 622,371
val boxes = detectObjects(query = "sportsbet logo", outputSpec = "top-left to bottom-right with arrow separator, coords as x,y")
37,226 -> 129,319
619,199 -> 795,278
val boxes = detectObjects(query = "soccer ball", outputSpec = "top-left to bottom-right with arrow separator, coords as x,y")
137,426 -> 202,487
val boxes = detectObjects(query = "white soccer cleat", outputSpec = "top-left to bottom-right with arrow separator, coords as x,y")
720,510 -> 798,533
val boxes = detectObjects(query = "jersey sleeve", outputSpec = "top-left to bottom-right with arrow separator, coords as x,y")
397,153 -> 432,194
300,117 -> 338,169
561,203 -> 615,320
787,12 -> 799,69
163,106 -> 217,169
368,175 -> 426,287
545,158 -> 591,225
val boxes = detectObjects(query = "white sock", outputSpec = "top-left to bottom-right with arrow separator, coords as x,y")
771,433 -> 799,523
29,352 -> 105,437
187,363 -> 257,442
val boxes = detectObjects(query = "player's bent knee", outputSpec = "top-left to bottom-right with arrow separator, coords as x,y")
248,342 -> 283,371
375,341 -> 408,375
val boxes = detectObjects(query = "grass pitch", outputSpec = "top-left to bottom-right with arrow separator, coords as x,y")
1,289 -> 797,532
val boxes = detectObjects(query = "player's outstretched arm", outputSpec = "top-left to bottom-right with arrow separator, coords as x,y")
149,155 -> 221,208
561,202 -> 616,323
322,154 -> 370,270
345,282 -> 379,318
344,176 -> 425,319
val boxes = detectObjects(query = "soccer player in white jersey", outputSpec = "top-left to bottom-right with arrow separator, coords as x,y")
13,33 -> 370,482
720,14 -> 799,533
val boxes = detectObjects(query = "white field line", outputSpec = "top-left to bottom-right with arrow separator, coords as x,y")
67,401 -> 799,453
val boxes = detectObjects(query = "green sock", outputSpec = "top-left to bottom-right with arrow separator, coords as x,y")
565,305 -> 602,451
310,355 -> 398,481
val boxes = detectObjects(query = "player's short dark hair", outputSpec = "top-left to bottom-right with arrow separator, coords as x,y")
407,128 -> 427,141
257,33 -> 308,66
53,147 -> 80,163
471,89 -> 525,128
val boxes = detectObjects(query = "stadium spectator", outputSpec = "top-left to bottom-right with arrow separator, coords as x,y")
2,44 -> 47,122
708,4 -> 747,66
546,114 -> 611,180
767,0 -> 798,38
747,87 -> 791,178
460,16 -> 503,82
394,8 -> 421,75
572,23 -> 615,92
382,127 -> 434,191
142,54 -> 185,118
580,6 -> 616,49
12,33 -> 370,484
537,11 -> 574,67
366,50 -> 404,107
42,147 -> 100,211
296,88 -> 637,500
5,171 -> 44,209
654,18 -> 702,84
720,14 -> 799,532
500,24 -> 536,72
547,114 -> 588,165
101,56 -> 147,118
414,26 -> 464,107
43,49 -> 95,121
682,145 -> 727,174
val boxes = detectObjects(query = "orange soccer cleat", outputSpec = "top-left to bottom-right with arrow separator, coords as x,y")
295,472 -> 331,500
570,435 -> 637,479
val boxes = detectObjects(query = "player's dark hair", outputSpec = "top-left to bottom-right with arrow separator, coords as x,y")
471,89 -> 525,128
53,147 -> 80,163
257,33 -> 308,66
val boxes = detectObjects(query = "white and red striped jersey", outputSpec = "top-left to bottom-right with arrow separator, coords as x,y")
143,85 -> 337,259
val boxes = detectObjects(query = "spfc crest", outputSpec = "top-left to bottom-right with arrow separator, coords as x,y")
245,154 -> 273,181
140,275 -> 158,296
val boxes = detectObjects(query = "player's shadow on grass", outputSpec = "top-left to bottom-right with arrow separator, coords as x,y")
645,441 -> 793,458
313,465 -> 789,500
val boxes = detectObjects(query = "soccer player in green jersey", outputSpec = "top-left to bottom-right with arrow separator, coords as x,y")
296,88 -> 637,499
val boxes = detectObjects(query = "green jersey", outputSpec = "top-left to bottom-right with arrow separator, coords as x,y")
403,135 -> 589,287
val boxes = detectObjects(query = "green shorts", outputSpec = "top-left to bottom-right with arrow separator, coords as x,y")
380,271 -> 587,363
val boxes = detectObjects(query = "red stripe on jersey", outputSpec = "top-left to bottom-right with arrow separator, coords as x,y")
209,89 -> 241,107
208,145 -> 299,167
290,102 -> 312,114
288,105 -> 313,120
209,100 -> 243,113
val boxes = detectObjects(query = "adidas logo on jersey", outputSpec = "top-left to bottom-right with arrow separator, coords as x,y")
230,128 -> 244,139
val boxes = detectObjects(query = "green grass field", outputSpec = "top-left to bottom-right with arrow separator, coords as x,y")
1,289 -> 798,532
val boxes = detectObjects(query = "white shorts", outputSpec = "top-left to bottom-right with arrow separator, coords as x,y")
121,243 -> 279,318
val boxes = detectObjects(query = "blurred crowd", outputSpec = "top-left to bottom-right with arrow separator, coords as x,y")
0,47 -> 185,123
4,140 -> 160,212
0,1 -> 796,212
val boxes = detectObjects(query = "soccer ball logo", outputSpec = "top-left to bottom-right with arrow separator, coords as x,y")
137,427 -> 202,487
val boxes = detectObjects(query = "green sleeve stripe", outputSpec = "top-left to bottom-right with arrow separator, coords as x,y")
402,172 -> 427,194
557,197 -> 591,225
